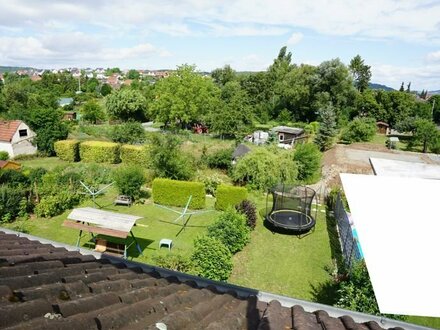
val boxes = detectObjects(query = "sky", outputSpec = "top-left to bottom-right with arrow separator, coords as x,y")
1,0 -> 440,90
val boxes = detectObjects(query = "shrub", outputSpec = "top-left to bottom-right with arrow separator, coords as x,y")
341,117 -> 376,143
191,236 -> 233,281
232,148 -> 297,191
293,143 -> 322,183
0,185 -> 27,222
120,145 -> 149,166
152,178 -> 205,209
206,148 -> 233,170
54,140 -> 80,162
153,254 -> 194,273
197,173 -> 223,196
0,169 -> 29,187
0,151 -> 9,160
207,208 -> 250,254
34,191 -> 82,218
149,134 -> 195,180
215,185 -> 248,211
79,141 -> 120,163
235,199 -> 257,230
112,165 -> 146,200
109,121 -> 146,144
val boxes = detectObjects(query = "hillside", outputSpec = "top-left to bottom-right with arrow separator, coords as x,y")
369,82 -> 394,91
0,66 -> 34,73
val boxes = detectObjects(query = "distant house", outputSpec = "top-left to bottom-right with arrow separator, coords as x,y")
63,111 -> 77,121
0,160 -> 21,170
376,121 -> 390,135
0,120 -> 37,158
251,131 -> 269,145
58,97 -> 74,108
232,144 -> 251,164
271,126 -> 305,145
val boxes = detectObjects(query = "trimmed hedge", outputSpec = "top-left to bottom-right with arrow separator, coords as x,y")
215,185 -> 248,211
54,140 -> 80,162
120,145 -> 149,166
152,178 -> 205,209
79,141 -> 120,164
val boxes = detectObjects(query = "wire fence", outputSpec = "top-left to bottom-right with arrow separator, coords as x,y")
333,192 -> 362,270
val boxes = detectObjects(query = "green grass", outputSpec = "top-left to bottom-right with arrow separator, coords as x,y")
229,193 -> 333,301
20,157 -> 71,170
407,316 -> 440,329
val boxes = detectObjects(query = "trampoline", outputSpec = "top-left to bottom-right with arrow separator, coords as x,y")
266,184 -> 317,234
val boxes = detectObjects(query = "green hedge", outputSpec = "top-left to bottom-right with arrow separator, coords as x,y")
79,141 -> 120,164
215,185 -> 248,211
120,145 -> 149,166
152,178 -> 205,209
54,140 -> 80,162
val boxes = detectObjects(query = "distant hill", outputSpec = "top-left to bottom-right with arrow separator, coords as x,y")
369,83 -> 395,91
0,66 -> 34,73
429,90 -> 440,95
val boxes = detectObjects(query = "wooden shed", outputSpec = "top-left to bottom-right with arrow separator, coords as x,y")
376,121 -> 390,135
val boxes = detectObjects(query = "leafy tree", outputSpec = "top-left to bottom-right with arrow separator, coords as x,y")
429,95 -> 440,124
206,148 -> 234,170
314,103 -> 338,151
354,90 -> 386,121
191,236 -> 232,281
27,108 -> 69,155
406,82 -> 411,93
109,121 -> 146,144
81,100 -> 105,124
86,77 -> 99,93
349,55 -> 371,92
105,67 -> 121,75
100,83 -> 112,96
211,65 -> 236,86
127,69 -> 140,80
341,117 -> 377,143
112,165 -> 146,200
207,207 -> 250,254
149,134 -> 195,180
105,88 -> 147,121
293,143 -> 322,183
208,81 -> 253,138
411,119 -> 439,153
149,64 -> 220,129
235,199 -> 257,230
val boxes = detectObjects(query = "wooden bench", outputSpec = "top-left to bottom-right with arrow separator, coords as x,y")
114,195 -> 132,207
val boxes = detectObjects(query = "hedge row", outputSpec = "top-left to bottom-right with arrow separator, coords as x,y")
80,141 -> 120,164
215,185 -> 248,211
152,178 -> 205,209
120,145 -> 149,166
54,140 -> 80,162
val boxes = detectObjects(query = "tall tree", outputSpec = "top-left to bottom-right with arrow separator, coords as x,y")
399,82 -> 405,92
105,88 -> 147,121
211,65 -> 236,86
149,64 -> 220,129
314,103 -> 338,151
406,82 -> 411,93
81,100 -> 106,124
412,119 -> 439,153
349,55 -> 371,92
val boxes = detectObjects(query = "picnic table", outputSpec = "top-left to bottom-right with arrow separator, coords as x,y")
63,207 -> 143,258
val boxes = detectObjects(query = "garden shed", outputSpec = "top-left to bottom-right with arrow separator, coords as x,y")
232,144 -> 251,164
271,126 -> 305,145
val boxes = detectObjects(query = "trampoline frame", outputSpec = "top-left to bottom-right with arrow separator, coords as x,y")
265,184 -> 317,235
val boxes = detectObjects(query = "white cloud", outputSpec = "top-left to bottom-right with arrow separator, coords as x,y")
426,50 -> 440,63
287,32 -> 303,45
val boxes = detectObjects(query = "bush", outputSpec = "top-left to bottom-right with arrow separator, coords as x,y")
109,121 -> 146,144
120,145 -> 149,166
152,178 -> 205,209
112,165 -> 146,200
0,185 -> 27,222
153,254 -> 194,273
34,191 -> 82,218
54,140 -> 80,162
206,148 -> 233,170
79,141 -> 120,163
191,236 -> 232,281
0,169 -> 30,187
235,199 -> 257,230
149,134 -> 195,180
207,208 -> 250,254
0,151 -> 9,160
232,148 -> 297,190
341,117 -> 376,143
215,185 -> 248,211
197,173 -> 223,196
293,143 -> 322,183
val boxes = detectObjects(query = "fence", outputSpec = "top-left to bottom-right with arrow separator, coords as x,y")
333,192 -> 362,270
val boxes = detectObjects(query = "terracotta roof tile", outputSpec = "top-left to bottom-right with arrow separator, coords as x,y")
0,231 -> 411,330
0,120 -> 22,142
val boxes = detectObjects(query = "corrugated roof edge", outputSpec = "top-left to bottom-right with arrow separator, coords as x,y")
0,227 -> 432,330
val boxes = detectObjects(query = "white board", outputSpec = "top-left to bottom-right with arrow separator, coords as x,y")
370,157 -> 440,180
340,173 -> 440,317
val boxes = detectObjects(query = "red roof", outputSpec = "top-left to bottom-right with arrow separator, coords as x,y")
0,120 -> 22,142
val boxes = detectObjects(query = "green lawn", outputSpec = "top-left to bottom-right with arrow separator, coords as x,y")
229,199 -> 333,301
20,157 -> 71,170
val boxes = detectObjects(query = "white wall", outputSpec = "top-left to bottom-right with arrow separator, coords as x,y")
5,122 -> 37,157
0,142 -> 14,157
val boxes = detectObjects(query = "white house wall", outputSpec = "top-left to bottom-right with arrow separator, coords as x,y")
3,122 -> 37,157
0,142 -> 14,157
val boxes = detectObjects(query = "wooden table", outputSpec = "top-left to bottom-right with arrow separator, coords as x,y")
63,207 -> 143,258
